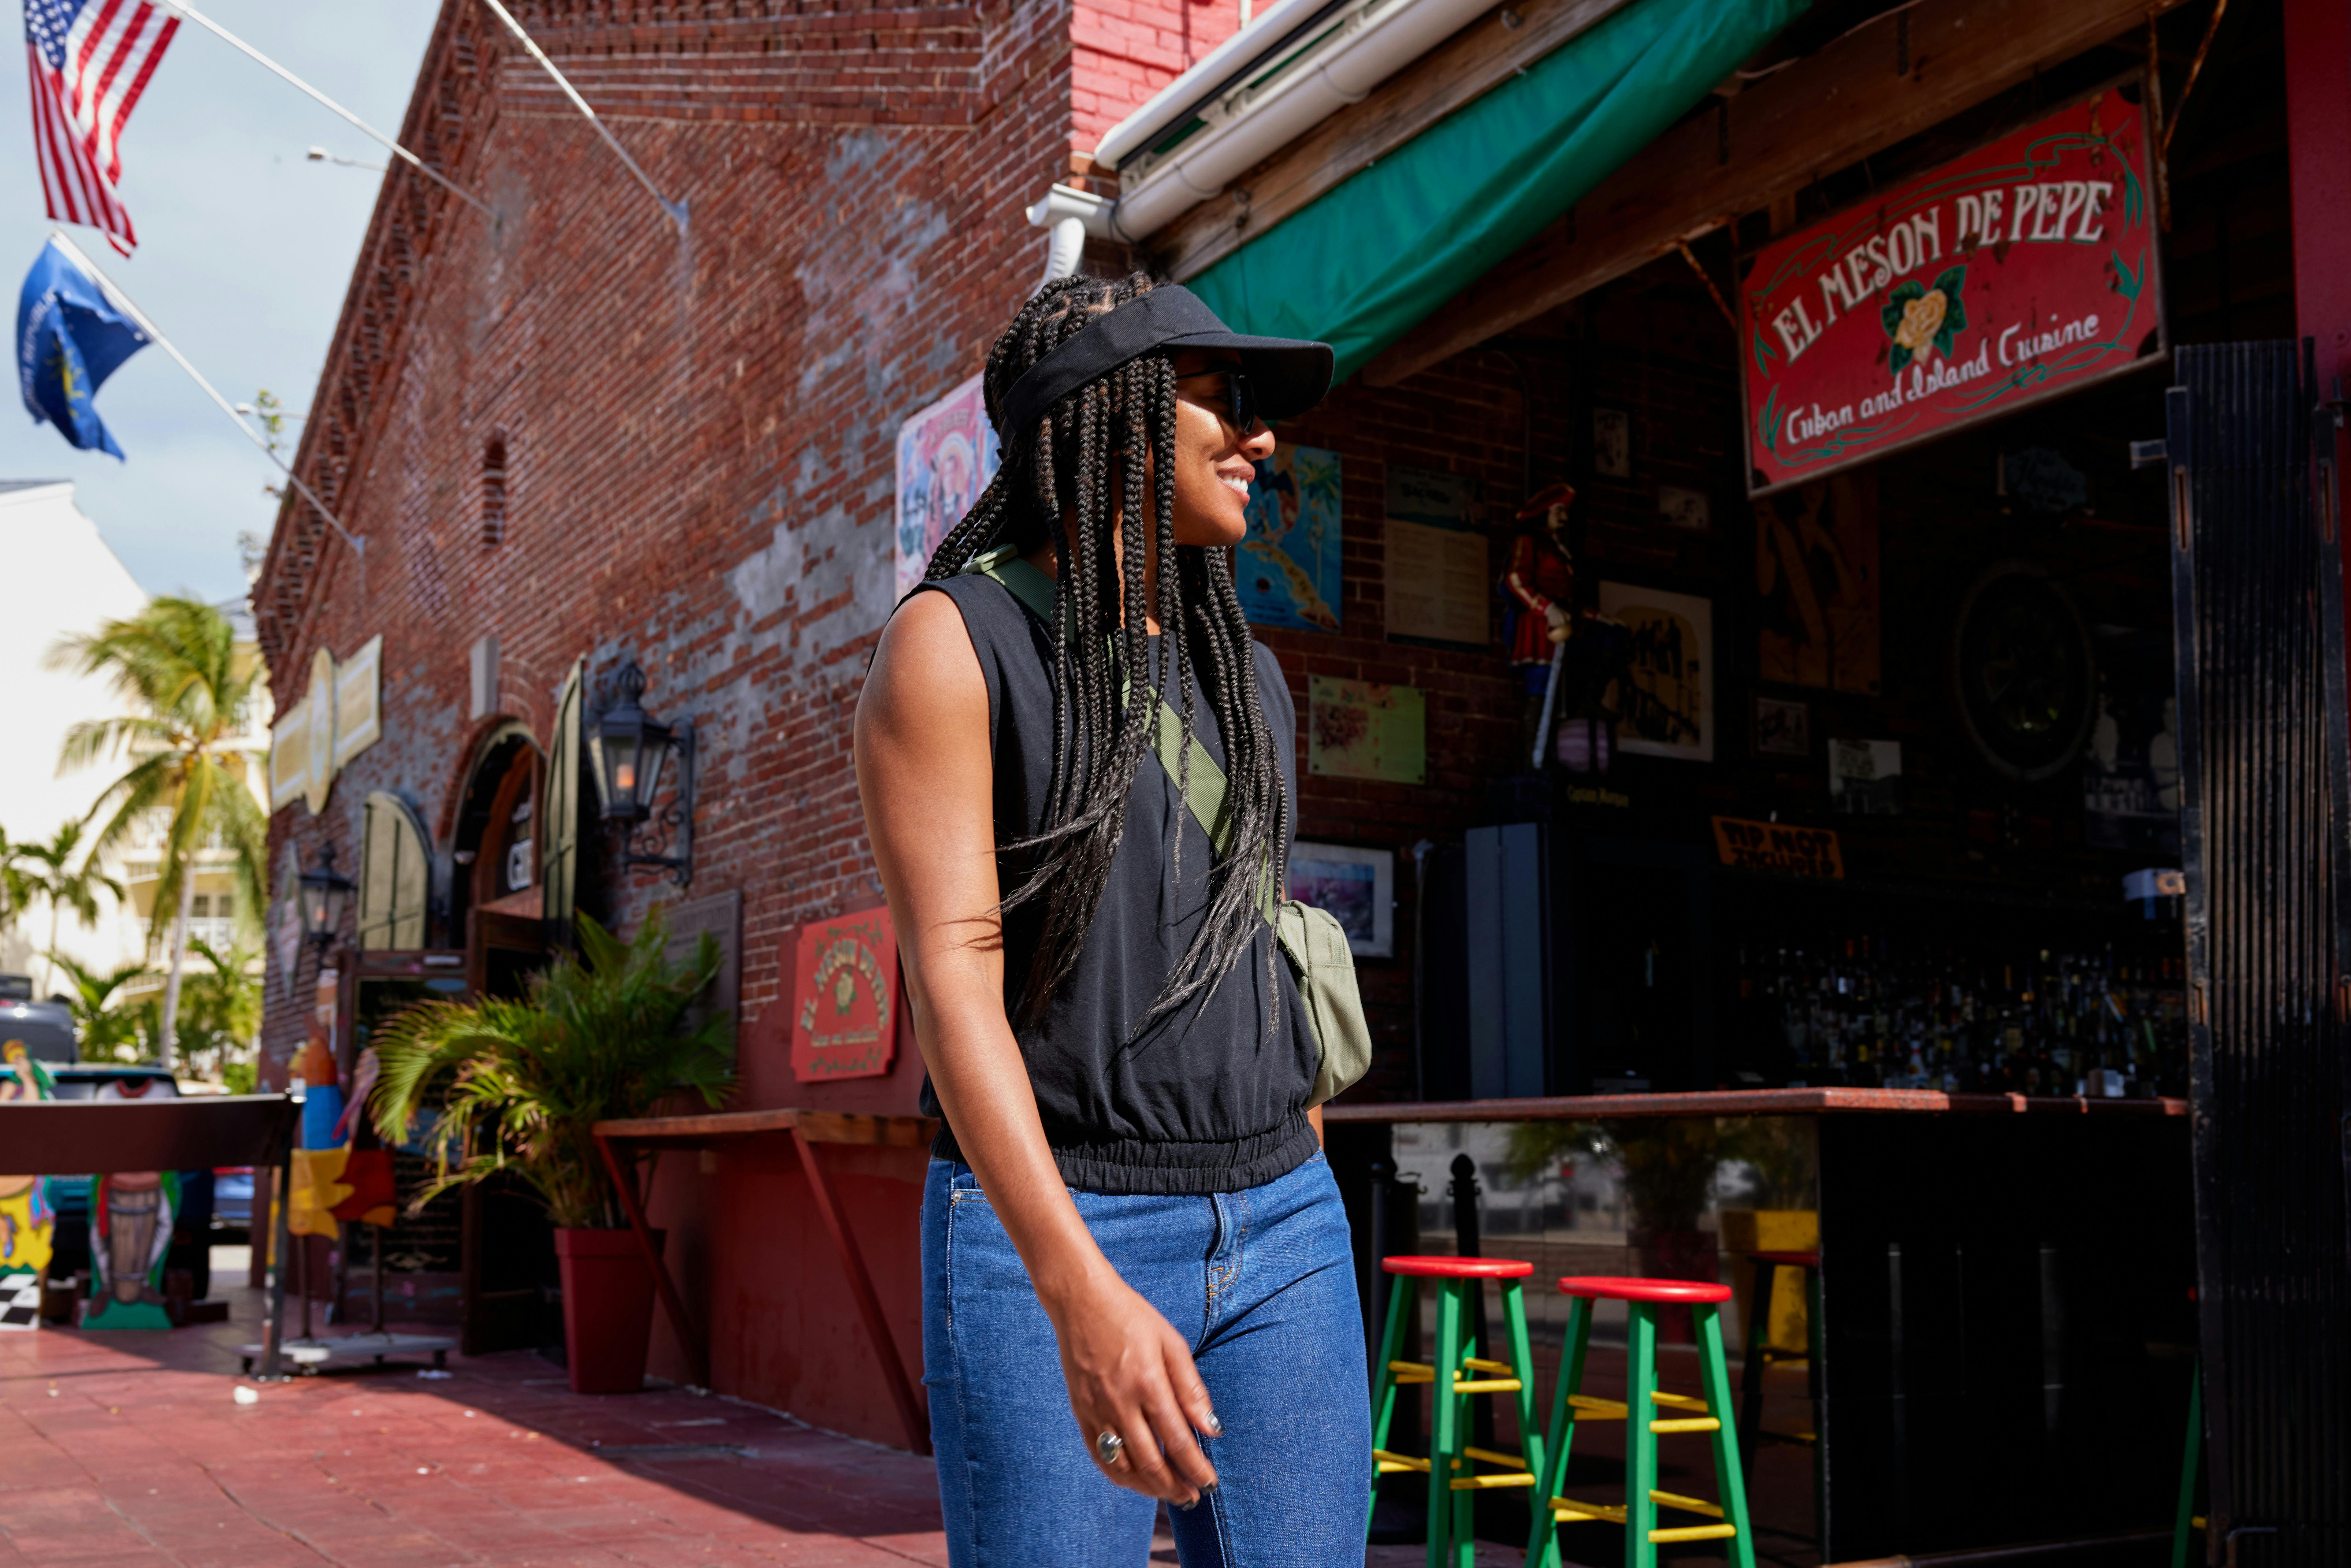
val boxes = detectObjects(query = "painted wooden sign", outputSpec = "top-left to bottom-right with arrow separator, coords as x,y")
790,906 -> 900,1082
1739,85 -> 2164,494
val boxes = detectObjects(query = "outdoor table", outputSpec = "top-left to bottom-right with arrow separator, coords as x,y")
590,1107 -> 940,1454
0,1094 -> 301,1374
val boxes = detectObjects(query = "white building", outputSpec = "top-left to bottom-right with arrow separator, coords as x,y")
0,481 -> 270,1013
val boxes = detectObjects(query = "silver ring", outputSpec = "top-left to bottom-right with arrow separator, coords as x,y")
1095,1430 -> 1125,1467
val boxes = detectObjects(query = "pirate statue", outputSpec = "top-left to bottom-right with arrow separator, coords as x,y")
1500,482 -> 1631,775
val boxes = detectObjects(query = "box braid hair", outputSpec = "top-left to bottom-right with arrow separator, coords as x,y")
924,272 -> 1290,1036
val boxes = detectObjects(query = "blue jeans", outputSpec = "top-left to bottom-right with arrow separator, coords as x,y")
922,1150 -> 1370,1567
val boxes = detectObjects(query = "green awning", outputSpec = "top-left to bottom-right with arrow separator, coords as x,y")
1189,0 -> 1809,383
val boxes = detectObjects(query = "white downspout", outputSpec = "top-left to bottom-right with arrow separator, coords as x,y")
1028,185 -> 1115,284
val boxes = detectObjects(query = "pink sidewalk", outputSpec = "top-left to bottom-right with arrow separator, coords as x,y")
0,1282 -> 1518,1566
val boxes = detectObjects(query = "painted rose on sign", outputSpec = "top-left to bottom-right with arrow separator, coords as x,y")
1883,266 -> 1968,375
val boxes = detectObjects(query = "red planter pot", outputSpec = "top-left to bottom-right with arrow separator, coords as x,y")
554,1227 -> 663,1395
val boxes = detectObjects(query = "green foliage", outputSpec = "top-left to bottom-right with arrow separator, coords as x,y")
49,951 -> 155,1063
173,937 -> 262,1081
370,910 -> 735,1230
13,818 -> 127,995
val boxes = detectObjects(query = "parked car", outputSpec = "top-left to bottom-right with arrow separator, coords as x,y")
0,996 -> 78,1063
212,1167 -> 255,1232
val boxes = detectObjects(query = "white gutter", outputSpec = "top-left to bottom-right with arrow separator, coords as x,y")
1036,0 -> 1502,249
1093,0 -> 1354,172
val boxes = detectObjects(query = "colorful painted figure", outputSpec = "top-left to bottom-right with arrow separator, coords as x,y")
83,1169 -> 179,1330
1,1042 -> 58,1329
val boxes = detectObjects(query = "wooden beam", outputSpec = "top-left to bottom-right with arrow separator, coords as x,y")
1149,0 -> 1635,283
1363,0 -> 2190,387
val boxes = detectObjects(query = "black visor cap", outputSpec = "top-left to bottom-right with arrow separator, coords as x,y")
997,285 -> 1333,440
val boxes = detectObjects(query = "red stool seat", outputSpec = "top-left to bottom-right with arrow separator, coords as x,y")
1747,1250 -> 1820,1269
1382,1254 -> 1534,1279
1558,1275 -> 1733,1304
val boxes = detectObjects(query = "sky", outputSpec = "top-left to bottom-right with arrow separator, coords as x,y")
0,1 -> 439,600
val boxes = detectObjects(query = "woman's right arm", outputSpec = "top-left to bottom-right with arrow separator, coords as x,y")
854,592 -> 1219,1507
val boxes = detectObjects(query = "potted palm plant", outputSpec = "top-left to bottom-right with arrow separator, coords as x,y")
371,909 -> 734,1393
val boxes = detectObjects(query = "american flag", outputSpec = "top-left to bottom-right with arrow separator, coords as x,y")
23,0 -> 177,255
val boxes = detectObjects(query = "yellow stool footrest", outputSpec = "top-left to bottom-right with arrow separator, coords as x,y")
1649,1390 -> 1710,1413
1565,1394 -> 1629,1421
1650,1524 -> 1739,1544
1461,1446 -> 1529,1471
1384,1358 -> 1521,1393
1450,1472 -> 1538,1490
1372,1448 -> 1429,1475
1650,1489 -> 1724,1519
1650,1417 -> 1722,1433
1549,1497 -> 1629,1526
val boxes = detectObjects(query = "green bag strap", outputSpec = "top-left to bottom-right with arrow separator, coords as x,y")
962,546 -> 1250,881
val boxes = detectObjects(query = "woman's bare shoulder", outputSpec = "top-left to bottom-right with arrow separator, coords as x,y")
861,588 -> 986,735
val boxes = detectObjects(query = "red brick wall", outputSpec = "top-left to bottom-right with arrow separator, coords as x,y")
1071,0 -> 1242,154
255,0 -> 1085,1445
260,0 -> 1079,1068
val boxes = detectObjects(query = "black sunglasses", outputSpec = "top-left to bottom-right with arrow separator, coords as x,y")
1177,365 -> 1260,433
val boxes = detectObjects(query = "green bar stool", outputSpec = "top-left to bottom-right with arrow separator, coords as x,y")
1368,1255 -> 1546,1568
1523,1276 -> 1756,1568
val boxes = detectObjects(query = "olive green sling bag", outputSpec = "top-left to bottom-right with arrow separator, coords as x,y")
962,545 -> 1373,1106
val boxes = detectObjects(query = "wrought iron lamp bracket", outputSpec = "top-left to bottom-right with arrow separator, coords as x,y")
616,719 -> 694,888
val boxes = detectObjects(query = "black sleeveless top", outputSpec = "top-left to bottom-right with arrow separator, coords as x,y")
910,571 -> 1320,1196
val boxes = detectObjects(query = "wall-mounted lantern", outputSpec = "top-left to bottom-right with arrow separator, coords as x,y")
589,660 -> 694,886
299,842 -> 355,953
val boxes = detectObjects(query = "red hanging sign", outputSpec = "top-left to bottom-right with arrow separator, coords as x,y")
789,905 -> 901,1082
1739,85 -> 2166,495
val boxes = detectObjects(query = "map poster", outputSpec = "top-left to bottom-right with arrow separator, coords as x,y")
1383,465 -> 1487,647
790,905 -> 900,1082
1308,676 -> 1426,785
895,374 -> 1001,600
1739,85 -> 2165,493
1598,582 -> 1713,762
1238,444 -> 1342,631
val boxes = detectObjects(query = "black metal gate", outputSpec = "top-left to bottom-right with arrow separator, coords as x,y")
2165,340 -> 2351,1566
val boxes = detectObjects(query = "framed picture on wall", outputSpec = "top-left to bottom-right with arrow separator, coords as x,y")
1755,696 -> 1810,758
1598,582 -> 1713,762
1289,842 -> 1394,958
1594,408 -> 1632,479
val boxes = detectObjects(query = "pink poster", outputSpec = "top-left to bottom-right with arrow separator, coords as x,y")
895,373 -> 1000,599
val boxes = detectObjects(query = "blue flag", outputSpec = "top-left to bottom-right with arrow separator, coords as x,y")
17,235 -> 149,458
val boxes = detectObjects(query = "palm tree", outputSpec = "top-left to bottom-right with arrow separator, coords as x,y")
48,596 -> 266,1069
13,819 -> 126,998
47,951 -> 154,1062
0,827 -> 35,960
372,911 -> 734,1229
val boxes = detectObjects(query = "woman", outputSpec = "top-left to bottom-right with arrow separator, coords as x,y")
855,273 -> 1368,1566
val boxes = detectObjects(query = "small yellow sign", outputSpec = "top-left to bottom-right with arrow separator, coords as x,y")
1711,816 -> 1844,879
